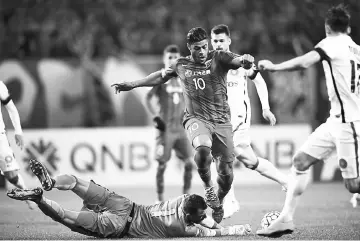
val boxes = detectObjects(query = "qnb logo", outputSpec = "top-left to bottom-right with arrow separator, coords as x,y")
23,139 -> 60,176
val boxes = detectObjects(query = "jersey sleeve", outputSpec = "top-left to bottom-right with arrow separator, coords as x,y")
0,81 -> 11,104
217,50 -> 241,70
314,38 -> 337,60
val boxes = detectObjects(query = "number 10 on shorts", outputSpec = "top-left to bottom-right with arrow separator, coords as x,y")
193,78 -> 206,90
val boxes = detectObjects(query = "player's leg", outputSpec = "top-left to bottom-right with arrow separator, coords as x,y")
154,131 -> 173,202
212,122 -> 235,204
337,122 -> 360,196
185,118 -> 214,189
257,122 -> 335,236
0,138 -> 36,210
185,118 -> 223,222
7,188 -> 109,238
173,132 -> 194,194
233,128 -> 288,188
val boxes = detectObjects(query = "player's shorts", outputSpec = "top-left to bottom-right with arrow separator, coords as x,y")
155,130 -> 193,163
0,132 -> 19,173
233,127 -> 251,148
298,118 -> 360,179
75,180 -> 134,238
184,117 -> 235,162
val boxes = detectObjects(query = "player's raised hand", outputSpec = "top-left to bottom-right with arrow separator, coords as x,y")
15,134 -> 24,150
262,109 -> 276,126
240,54 -> 255,70
258,60 -> 276,72
111,82 -> 135,94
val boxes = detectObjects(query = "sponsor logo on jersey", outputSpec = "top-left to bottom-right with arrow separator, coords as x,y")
23,139 -> 59,176
185,69 -> 211,77
227,81 -> 239,87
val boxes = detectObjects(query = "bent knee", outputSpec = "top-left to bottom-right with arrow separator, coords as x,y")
193,135 -> 212,149
217,161 -> 233,175
292,152 -> 318,172
344,179 -> 360,193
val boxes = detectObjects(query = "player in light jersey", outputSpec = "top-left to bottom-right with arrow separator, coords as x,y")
257,4 -> 360,236
8,159 -> 252,238
145,45 -> 193,202
111,27 -> 255,223
0,81 -> 34,209
210,25 -> 288,219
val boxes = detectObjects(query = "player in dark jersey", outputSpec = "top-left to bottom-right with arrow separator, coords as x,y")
111,27 -> 254,223
7,159 -> 252,238
145,45 -> 193,202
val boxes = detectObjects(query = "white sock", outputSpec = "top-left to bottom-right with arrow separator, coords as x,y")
256,157 -> 288,186
279,167 -> 310,222
226,184 -> 236,201
54,175 -> 76,190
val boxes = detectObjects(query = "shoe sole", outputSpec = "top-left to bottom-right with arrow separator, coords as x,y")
7,188 -> 42,201
29,159 -> 53,191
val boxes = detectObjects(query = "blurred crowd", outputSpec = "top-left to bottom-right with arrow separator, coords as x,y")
1,0 -> 359,59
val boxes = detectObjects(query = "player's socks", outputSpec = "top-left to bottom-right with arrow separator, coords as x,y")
197,167 -> 213,188
278,167 -> 309,222
53,175 -> 76,190
39,197 -> 66,221
183,161 -> 193,194
217,172 -> 233,203
255,157 -> 288,187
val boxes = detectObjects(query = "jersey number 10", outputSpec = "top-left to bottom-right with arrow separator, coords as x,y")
350,60 -> 360,93
193,78 -> 206,90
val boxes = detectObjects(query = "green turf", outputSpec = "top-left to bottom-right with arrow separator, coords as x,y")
0,183 -> 359,240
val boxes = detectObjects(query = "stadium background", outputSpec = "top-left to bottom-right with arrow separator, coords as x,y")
0,0 -> 359,188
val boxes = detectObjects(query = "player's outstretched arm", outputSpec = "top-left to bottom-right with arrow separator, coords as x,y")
111,68 -> 174,94
250,72 -> 276,126
258,50 -> 321,72
0,82 -> 24,149
187,224 -> 251,237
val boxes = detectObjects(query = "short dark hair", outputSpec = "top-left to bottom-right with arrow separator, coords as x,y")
183,194 -> 207,215
325,4 -> 350,33
187,27 -> 208,45
164,44 -> 180,54
211,24 -> 231,37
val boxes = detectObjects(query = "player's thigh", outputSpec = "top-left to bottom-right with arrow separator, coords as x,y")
212,122 -> 235,163
184,118 -> 212,149
0,134 -> 19,173
75,210 -> 125,238
295,122 -> 335,170
173,131 -> 193,160
154,131 -> 173,164
336,122 -> 360,181
82,180 -> 113,210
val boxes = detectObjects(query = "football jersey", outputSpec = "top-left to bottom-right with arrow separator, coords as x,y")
227,67 -> 252,131
149,77 -> 184,132
127,195 -> 210,238
172,50 -> 240,124
315,34 -> 360,123
0,81 -> 9,132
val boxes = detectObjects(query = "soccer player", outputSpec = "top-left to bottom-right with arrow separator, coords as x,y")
257,4 -> 360,236
111,27 -> 254,223
210,24 -> 288,219
0,81 -> 35,209
7,159 -> 252,238
145,45 -> 193,202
